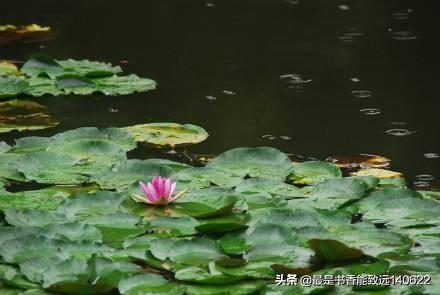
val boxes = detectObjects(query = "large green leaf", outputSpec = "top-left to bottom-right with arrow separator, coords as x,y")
0,76 -> 28,98
56,74 -> 156,96
235,177 -> 301,197
0,234 -> 110,263
174,167 -> 243,190
91,159 -> 174,190
119,273 -> 184,295
290,177 -> 370,210
289,161 -> 342,185
355,188 -> 440,228
150,238 -> 227,266
184,280 -> 265,295
122,123 -> 209,147
21,55 -> 65,79
57,191 -> 125,219
0,186 -> 81,212
172,188 -> 238,218
174,263 -> 244,285
147,216 -> 199,237
206,147 -> 294,180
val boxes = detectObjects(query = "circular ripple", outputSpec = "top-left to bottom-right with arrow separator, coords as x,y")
424,153 -> 440,159
352,90 -> 373,98
280,74 -> 312,84
392,31 -> 418,40
385,129 -> 416,136
413,181 -> 430,188
416,174 -> 435,181
360,108 -> 381,115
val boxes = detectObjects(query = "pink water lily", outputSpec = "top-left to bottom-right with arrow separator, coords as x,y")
133,176 -> 185,206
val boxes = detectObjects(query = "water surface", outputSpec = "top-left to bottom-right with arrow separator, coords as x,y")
1,0 -> 439,186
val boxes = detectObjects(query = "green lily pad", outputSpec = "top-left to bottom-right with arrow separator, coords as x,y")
289,161 -> 342,185
16,151 -> 91,184
21,55 -> 66,79
356,188 -> 440,228
150,238 -> 227,266
206,147 -> 294,180
56,74 -> 156,96
0,187 -> 76,212
57,191 -> 125,219
81,213 -> 145,243
0,76 -> 28,98
174,167 -> 243,190
0,263 -> 40,290
172,188 -> 238,218
122,123 -> 209,147
195,213 -> 249,233
174,263 -> 244,285
291,177 -> 370,210
91,159 -> 174,190
119,273 -> 184,295
147,216 -> 199,237
235,177 -> 301,197
184,280 -> 265,295
0,234 -> 111,264
308,239 -> 364,261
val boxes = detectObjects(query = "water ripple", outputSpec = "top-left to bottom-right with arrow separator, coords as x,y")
392,31 -> 418,40
360,108 -> 381,115
385,129 -> 416,136
424,153 -> 439,159
352,90 -> 373,98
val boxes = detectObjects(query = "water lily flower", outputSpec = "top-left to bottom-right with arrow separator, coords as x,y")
132,176 -> 186,205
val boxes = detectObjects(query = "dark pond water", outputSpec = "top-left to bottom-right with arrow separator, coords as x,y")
1,0 -> 439,186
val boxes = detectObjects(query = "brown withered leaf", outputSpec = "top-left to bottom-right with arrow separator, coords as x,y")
0,99 -> 58,133
0,24 -> 54,47
326,154 -> 390,169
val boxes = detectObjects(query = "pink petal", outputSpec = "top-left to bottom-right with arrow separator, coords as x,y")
157,177 -> 165,197
163,178 -> 171,198
139,181 -> 149,196
147,182 -> 159,202
169,182 -> 176,199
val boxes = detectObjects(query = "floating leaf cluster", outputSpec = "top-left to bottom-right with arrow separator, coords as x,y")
0,55 -> 156,98
0,126 -> 438,294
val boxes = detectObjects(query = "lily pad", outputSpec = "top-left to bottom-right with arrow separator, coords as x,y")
91,159 -> 174,190
150,238 -> 227,266
206,147 -> 294,180
235,177 -> 301,197
0,61 -> 19,76
174,167 -> 243,190
122,123 -> 209,147
172,188 -> 238,218
289,161 -> 342,185
0,76 -> 28,98
119,273 -> 184,295
56,74 -> 156,96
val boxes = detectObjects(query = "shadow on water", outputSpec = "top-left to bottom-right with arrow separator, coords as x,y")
0,0 -> 439,185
